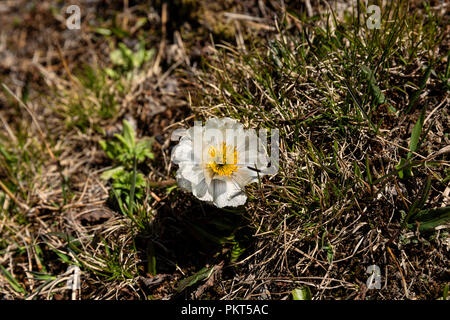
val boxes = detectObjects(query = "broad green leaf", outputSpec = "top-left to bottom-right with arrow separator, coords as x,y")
407,206 -> 450,231
100,166 -> 124,180
395,157 -> 413,179
114,133 -> 132,151
407,106 -> 426,160
122,120 -> 135,149
110,49 -> 126,66
95,28 -> 112,36
176,266 -> 215,293
292,286 -> 312,300
98,140 -> 107,152
118,43 -> 134,68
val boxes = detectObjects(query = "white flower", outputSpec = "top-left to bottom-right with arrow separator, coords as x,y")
171,117 -> 270,208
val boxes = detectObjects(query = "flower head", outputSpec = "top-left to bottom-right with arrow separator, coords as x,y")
171,117 -> 270,208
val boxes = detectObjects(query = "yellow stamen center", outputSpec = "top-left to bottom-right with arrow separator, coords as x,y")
207,143 -> 238,176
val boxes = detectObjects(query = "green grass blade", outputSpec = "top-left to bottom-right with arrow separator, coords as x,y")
403,176 -> 432,227
407,206 -> 450,231
361,65 -> 397,113
0,264 -> 26,294
128,155 -> 137,217
147,241 -> 157,276
443,284 -> 449,300
406,64 -> 432,113
176,266 -> 215,293
407,106 -> 426,160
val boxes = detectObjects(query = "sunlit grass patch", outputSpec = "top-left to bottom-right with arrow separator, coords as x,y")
194,0 -> 449,298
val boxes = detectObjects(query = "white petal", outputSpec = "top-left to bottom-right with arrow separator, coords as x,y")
203,167 -> 214,185
192,179 -> 213,202
178,163 -> 204,186
171,137 -> 194,164
232,167 -> 259,188
210,179 -> 247,208
176,173 -> 193,193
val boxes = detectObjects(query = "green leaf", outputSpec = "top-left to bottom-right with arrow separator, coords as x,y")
34,244 -> 47,273
176,266 -> 215,293
406,64 -> 432,113
133,45 -> 146,68
407,106 -> 426,160
443,284 -> 449,300
0,264 -> 26,294
165,184 -> 177,194
27,271 -> 57,281
99,119 -> 152,169
135,138 -> 154,161
365,155 -> 372,185
95,27 -> 112,36
110,49 -> 126,66
51,248 -> 74,265
103,67 -> 118,79
98,140 -> 107,152
403,176 -> 431,228
230,241 -> 245,263
110,27 -> 130,38
361,66 -> 397,114
395,157 -> 413,179
118,43 -> 134,68
100,166 -> 125,180
147,242 -> 157,276
134,18 -> 148,31
410,176 -> 432,219
128,156 -> 137,216
407,206 -> 450,232
122,120 -> 135,149
292,286 -> 312,300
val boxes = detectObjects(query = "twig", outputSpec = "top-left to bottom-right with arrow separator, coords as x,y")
0,180 -> 30,211
148,179 -> 176,188
387,246 -> 409,298
151,1 -> 167,75
56,43 -> 78,87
